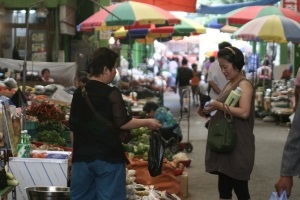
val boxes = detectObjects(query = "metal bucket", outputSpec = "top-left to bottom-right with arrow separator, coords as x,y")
25,186 -> 70,200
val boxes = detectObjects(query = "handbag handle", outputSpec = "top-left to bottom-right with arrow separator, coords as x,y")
223,103 -> 233,119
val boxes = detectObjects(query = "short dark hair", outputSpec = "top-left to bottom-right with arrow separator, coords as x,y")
263,59 -> 269,66
143,101 -> 159,113
89,47 -> 119,76
192,63 -> 197,69
41,68 -> 50,76
181,57 -> 188,65
209,56 -> 215,63
217,46 -> 245,71
218,41 -> 232,50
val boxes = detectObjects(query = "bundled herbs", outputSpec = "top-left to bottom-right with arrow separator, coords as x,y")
35,120 -> 66,146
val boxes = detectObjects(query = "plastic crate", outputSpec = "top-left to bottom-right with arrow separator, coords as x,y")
24,121 -> 38,130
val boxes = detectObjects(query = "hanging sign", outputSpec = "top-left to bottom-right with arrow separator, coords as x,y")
100,31 -> 111,40
282,0 -> 299,12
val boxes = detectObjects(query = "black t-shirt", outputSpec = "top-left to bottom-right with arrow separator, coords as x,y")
176,67 -> 193,87
69,80 -> 132,163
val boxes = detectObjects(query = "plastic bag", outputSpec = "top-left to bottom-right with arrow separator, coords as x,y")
269,190 -> 288,200
148,131 -> 165,177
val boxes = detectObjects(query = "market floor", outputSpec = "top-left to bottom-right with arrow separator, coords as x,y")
163,91 -> 300,200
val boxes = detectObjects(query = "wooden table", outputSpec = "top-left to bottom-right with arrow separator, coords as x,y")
0,186 -> 16,200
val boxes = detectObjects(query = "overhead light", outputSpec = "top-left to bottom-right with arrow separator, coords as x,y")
109,37 -> 115,44
36,3 -> 49,18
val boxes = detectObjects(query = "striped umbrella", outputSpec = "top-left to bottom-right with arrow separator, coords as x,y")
232,15 -> 300,43
113,17 -> 206,43
232,15 -> 300,79
77,1 -> 180,32
218,5 -> 300,26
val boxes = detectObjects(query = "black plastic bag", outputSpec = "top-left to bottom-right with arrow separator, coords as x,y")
148,131 -> 165,177
199,93 -> 211,109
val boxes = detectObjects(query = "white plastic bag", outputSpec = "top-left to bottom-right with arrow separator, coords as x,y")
269,190 -> 288,200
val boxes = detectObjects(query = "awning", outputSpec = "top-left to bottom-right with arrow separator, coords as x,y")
197,0 -> 281,14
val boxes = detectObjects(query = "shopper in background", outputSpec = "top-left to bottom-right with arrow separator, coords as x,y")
69,47 -> 161,200
274,91 -> 300,198
41,68 -> 54,83
175,57 -> 193,112
197,46 -> 255,200
191,63 -> 201,106
207,42 -> 231,100
143,101 -> 182,142
168,57 -> 179,92
256,59 -> 272,88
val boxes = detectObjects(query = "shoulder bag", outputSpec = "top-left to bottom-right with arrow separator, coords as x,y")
81,85 -> 133,144
207,103 -> 235,153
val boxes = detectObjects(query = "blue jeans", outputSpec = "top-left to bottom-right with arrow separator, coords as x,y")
70,160 -> 126,200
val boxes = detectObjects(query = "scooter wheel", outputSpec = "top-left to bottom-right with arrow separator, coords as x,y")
185,143 -> 193,152
170,145 -> 179,154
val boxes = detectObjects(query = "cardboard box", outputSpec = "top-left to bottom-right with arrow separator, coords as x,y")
176,171 -> 188,198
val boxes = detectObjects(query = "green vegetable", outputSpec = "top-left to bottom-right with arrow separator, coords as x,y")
7,179 -> 19,186
6,172 -> 14,180
36,130 -> 66,146
36,120 -> 65,134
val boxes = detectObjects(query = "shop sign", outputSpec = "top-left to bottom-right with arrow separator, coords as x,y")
282,0 -> 299,12
100,31 -> 111,40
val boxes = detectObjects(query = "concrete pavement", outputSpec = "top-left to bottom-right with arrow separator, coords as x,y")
163,91 -> 300,200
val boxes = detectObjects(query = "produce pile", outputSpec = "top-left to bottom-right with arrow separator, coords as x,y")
125,168 -> 180,200
124,127 -> 191,176
6,172 -> 19,186
123,127 -> 173,161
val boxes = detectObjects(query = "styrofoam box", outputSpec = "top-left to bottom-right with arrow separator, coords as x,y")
8,151 -> 71,200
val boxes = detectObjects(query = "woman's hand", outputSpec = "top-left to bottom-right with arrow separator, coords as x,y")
202,100 -> 220,115
147,119 -> 162,131
197,106 -> 207,117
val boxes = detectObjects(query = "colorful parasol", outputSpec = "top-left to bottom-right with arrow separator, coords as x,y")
113,17 -> 206,43
152,17 -> 206,36
205,50 -> 218,57
217,5 -> 300,26
232,15 -> 300,43
77,1 -> 180,32
232,15 -> 300,80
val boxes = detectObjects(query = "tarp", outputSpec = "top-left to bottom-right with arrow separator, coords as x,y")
197,0 -> 281,14
0,58 -> 77,87
126,0 -> 196,12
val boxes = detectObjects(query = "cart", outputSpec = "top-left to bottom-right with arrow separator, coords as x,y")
169,88 -> 193,154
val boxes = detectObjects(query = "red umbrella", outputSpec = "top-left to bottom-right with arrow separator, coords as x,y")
217,5 -> 300,26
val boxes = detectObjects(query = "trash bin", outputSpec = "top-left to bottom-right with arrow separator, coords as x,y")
25,186 -> 70,200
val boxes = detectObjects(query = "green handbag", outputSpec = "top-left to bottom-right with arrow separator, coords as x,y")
207,104 -> 235,153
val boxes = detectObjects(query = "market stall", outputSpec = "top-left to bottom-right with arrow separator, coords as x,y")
0,71 -> 191,199
0,58 -> 77,87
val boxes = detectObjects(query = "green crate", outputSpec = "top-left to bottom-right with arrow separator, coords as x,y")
24,121 -> 38,130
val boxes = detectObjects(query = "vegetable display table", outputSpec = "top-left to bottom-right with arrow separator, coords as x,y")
0,186 -> 16,200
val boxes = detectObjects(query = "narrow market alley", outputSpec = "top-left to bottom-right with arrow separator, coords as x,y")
163,91 -> 300,200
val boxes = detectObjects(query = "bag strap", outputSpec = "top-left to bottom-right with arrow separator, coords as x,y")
223,103 -> 233,119
81,85 -> 113,127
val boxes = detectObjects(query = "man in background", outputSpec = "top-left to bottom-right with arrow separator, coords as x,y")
176,57 -> 193,112
207,42 -> 231,99
274,67 -> 300,198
